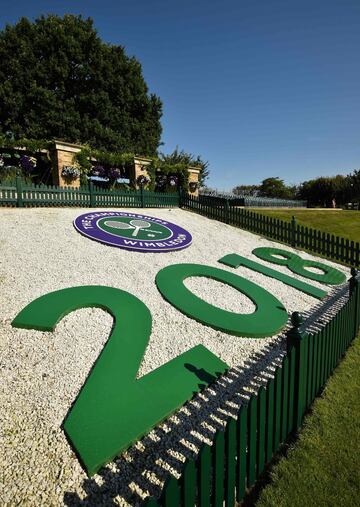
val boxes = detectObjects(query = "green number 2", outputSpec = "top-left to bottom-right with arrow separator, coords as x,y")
12,285 -> 227,476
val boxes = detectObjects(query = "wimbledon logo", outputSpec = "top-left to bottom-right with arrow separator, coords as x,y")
73,211 -> 192,252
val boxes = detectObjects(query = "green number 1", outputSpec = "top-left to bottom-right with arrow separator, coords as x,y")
218,253 -> 328,299
12,285 -> 227,476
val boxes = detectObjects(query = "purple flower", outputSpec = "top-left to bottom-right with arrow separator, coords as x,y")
137,175 -> 150,186
108,167 -> 121,180
168,175 -> 178,187
156,174 -> 167,187
91,165 -> 107,178
20,155 -> 36,174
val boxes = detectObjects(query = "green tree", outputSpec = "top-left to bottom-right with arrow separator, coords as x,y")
259,177 -> 296,199
159,146 -> 209,185
0,15 -> 162,155
348,169 -> 360,201
298,175 -> 348,206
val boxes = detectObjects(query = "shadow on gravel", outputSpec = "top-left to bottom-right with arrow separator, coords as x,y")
63,340 -> 281,507
63,283 -> 348,507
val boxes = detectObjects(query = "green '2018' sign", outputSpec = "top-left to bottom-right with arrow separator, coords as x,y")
11,247 -> 345,475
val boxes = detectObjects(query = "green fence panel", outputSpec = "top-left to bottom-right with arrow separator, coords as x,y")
213,429 -> 225,507
265,378 -> 275,462
306,334 -> 314,406
0,186 -> 360,266
257,386 -> 266,476
144,497 -> 161,507
247,396 -> 257,488
287,347 -> 296,434
317,329 -> 325,393
140,275 -> 359,507
236,404 -> 248,502
273,367 -> 282,450
225,418 -> 237,507
281,356 -> 289,443
181,458 -> 196,507
198,444 -> 211,507
181,195 -> 359,267
162,476 -> 180,507
311,332 -> 318,401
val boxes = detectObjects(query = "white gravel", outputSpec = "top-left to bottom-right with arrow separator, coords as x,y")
0,207 -> 350,506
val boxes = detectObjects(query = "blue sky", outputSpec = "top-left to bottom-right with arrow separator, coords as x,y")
1,0 -> 359,190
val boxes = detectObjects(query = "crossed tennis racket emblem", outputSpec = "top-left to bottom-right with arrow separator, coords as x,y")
105,219 -> 163,238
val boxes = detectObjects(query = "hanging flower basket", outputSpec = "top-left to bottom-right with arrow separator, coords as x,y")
61,166 -> 80,180
189,181 -> 198,193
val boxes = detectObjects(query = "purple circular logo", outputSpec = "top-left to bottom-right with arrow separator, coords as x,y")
73,211 -> 192,252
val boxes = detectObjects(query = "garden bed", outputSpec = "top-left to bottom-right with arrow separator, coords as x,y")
0,207 -> 349,506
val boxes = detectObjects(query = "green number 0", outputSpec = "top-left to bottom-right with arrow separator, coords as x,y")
12,286 -> 227,476
252,247 -> 346,285
156,263 -> 288,337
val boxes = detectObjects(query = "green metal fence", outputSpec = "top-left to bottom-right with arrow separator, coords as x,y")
199,192 -> 307,208
144,272 -> 360,507
183,194 -> 360,267
0,177 -> 180,208
242,195 -> 307,207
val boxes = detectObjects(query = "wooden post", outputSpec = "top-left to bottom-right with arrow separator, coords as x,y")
140,183 -> 144,208
291,215 -> 296,247
16,174 -> 23,208
350,268 -> 359,336
224,199 -> 230,224
88,180 -> 95,207
178,186 -> 183,208
287,312 -> 307,432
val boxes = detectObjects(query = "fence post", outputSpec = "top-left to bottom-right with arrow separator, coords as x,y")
225,199 -> 230,224
287,312 -> 307,432
140,184 -> 145,208
349,268 -> 359,335
16,174 -> 23,208
178,186 -> 183,208
88,180 -> 95,207
291,215 -> 296,247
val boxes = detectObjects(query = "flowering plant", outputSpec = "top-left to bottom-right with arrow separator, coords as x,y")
108,167 -> 122,180
137,175 -> 150,186
91,165 -> 107,178
168,175 -> 178,187
61,166 -> 80,180
20,155 -> 36,174
155,174 -> 167,187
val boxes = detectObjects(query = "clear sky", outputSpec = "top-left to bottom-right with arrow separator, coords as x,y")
1,0 -> 359,191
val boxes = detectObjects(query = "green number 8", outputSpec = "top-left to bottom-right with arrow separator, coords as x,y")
252,247 -> 346,285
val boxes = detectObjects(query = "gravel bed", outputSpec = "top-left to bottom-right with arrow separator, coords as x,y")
0,207 -> 350,506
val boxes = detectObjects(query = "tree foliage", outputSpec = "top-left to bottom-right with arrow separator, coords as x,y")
259,177 -> 297,199
159,147 -> 209,185
232,171 -> 360,207
297,175 -> 350,206
0,15 -> 162,155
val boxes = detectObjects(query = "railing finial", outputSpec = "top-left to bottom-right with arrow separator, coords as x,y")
291,311 -> 303,329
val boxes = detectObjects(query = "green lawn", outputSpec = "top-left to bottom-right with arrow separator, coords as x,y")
256,335 -> 360,507
252,209 -> 360,243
